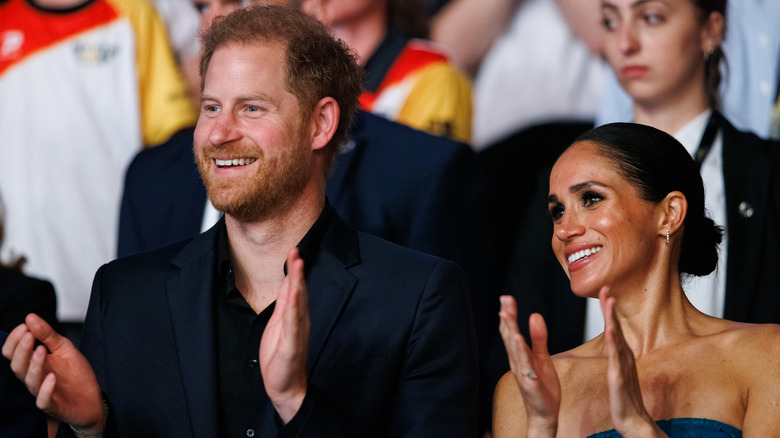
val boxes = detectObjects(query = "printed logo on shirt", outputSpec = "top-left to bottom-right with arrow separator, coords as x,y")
73,43 -> 118,64
1,30 -> 24,61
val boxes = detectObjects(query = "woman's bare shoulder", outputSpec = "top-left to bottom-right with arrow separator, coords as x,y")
718,321 -> 780,353
727,323 -> 780,434
706,321 -> 780,385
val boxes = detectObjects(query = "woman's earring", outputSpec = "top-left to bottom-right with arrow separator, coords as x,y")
703,46 -> 714,61
666,229 -> 670,245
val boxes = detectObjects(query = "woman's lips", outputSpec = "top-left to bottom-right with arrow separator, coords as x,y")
621,65 -> 648,79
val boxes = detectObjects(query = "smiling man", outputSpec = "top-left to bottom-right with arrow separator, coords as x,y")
3,5 -> 478,437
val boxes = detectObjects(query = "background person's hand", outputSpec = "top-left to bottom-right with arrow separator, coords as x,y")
498,295 -> 560,436
2,313 -> 106,434
260,247 -> 310,423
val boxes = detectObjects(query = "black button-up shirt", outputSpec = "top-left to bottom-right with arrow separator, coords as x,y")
213,206 -> 333,437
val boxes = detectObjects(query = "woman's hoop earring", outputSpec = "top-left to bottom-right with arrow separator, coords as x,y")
666,229 -> 670,245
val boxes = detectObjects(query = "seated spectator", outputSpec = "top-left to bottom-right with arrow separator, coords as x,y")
504,0 -> 780,354
0,0 -> 196,334
494,122 -> 780,436
121,1 -> 498,431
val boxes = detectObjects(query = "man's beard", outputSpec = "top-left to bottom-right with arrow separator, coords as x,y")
196,132 -> 312,223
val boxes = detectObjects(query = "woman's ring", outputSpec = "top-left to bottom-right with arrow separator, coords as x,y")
526,370 -> 538,380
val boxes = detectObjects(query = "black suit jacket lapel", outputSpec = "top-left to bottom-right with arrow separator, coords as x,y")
165,226 -> 221,438
305,213 -> 360,373
721,120 -> 772,320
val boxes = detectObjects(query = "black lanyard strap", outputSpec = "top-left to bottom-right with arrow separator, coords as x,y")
694,111 -> 722,170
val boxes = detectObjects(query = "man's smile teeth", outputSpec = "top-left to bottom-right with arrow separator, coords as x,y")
568,246 -> 602,264
216,158 -> 257,168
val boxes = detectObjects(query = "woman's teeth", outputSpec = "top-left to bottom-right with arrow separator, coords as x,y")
568,246 -> 602,264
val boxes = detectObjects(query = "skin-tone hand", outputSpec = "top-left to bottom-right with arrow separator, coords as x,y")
1,313 -> 106,434
259,247 -> 310,423
599,287 -> 667,438
498,295 -> 560,437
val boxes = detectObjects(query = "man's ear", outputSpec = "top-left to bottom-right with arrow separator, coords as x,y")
308,97 -> 339,151
659,191 -> 687,239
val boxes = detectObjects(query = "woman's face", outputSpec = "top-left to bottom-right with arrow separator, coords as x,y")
600,0 -> 719,109
548,142 -> 663,297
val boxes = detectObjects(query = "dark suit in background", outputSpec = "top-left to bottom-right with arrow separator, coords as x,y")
504,117 -> 780,354
87,207 -> 478,436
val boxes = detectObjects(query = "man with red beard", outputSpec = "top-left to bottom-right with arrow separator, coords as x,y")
2,5 -> 478,437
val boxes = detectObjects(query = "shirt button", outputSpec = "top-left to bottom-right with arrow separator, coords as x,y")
248,359 -> 259,368
246,429 -> 255,437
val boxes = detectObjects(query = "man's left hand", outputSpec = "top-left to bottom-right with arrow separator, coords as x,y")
260,247 -> 310,423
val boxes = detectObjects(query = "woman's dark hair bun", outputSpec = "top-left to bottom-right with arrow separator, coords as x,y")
678,215 -> 723,276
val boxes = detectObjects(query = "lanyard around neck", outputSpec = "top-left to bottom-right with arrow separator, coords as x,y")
694,111 -> 721,170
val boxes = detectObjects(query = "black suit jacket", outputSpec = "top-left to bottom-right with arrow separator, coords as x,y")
504,117 -> 780,353
82,209 -> 478,437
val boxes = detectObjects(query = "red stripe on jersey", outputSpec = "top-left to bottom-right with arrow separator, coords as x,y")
360,41 -> 449,110
0,0 -> 119,75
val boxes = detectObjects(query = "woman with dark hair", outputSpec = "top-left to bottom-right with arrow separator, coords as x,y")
576,0 -> 780,344
493,122 -> 780,436
503,0 -> 780,359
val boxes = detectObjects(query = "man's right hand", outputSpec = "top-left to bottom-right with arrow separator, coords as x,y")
2,313 -> 106,435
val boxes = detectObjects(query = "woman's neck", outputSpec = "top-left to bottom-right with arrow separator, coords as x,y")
633,88 -> 710,135
599,258 -> 714,356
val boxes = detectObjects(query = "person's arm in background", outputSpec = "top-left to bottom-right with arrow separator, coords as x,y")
124,0 -> 197,146
431,0 -> 604,76
554,0 -> 604,56
430,0 -> 522,75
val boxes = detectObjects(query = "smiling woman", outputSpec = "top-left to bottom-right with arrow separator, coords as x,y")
493,122 -> 780,437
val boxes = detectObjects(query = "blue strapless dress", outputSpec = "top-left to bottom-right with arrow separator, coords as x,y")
587,418 -> 741,437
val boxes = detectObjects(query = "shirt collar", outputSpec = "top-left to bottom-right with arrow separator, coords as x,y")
215,203 -> 335,293
673,109 -> 712,157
